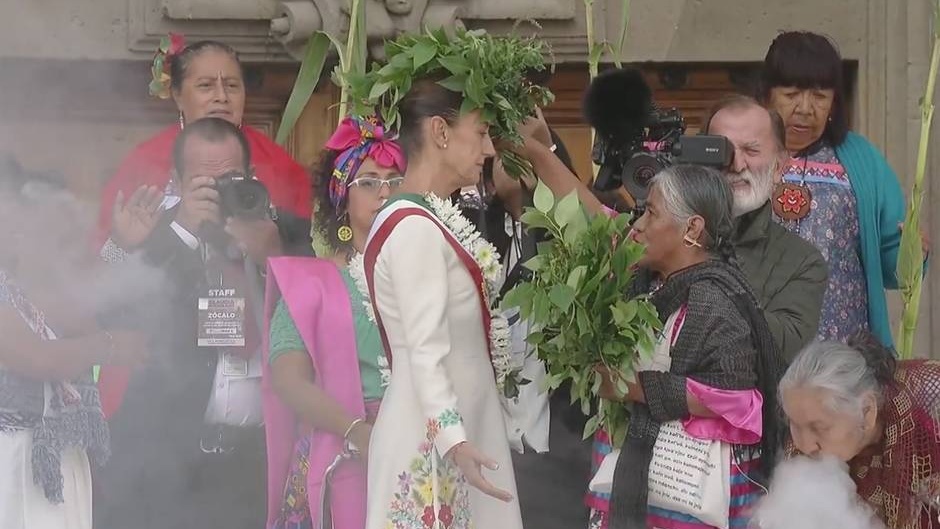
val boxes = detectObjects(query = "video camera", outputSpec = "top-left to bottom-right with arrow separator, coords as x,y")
215,171 -> 274,220
584,68 -> 733,213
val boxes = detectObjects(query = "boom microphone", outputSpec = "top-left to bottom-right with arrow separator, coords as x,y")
581,67 -> 733,208
582,68 -> 653,142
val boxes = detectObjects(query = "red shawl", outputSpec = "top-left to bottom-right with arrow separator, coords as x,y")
93,124 -> 312,247
852,360 -> 940,529
95,124 -> 312,418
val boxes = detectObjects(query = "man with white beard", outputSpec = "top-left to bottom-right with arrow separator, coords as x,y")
705,95 -> 828,361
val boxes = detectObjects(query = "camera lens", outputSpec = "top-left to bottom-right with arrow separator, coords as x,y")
217,174 -> 271,219
634,164 -> 658,188
621,153 -> 666,203
234,182 -> 263,210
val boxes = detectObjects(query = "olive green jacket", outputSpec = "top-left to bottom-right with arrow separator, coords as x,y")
733,202 -> 829,362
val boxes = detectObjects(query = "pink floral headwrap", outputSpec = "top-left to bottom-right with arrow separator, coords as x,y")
326,115 -> 406,209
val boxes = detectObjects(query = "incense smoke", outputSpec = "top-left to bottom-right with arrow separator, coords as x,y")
751,455 -> 886,529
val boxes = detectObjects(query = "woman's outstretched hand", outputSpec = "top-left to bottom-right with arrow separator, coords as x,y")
448,441 -> 514,502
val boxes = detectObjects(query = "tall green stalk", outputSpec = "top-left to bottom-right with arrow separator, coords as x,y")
276,0 -> 366,144
337,0 -> 366,124
584,0 -> 600,179
896,1 -> 940,359
583,0 -> 631,180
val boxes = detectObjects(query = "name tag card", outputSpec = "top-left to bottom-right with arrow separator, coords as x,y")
197,288 -> 246,348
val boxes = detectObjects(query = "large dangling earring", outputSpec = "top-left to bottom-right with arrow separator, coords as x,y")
178,111 -> 185,130
337,223 -> 353,243
683,235 -> 703,248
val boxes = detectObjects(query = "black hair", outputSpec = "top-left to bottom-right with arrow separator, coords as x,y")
311,150 -> 349,253
169,40 -> 244,93
398,76 -> 463,158
758,31 -> 849,146
171,117 -> 251,177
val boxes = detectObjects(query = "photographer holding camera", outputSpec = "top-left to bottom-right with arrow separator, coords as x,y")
95,117 -> 309,529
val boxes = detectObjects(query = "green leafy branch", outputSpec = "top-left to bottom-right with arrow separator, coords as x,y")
275,0 -> 367,145
345,27 -> 554,178
502,181 -> 660,447
896,0 -> 940,359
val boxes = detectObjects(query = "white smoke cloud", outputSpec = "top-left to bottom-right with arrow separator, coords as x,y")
751,455 -> 886,529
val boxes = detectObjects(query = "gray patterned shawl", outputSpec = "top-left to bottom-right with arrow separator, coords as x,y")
608,260 -> 784,529
0,270 -> 109,504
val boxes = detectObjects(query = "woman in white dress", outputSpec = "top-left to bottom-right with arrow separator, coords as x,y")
0,165 -> 148,529
361,75 -> 524,528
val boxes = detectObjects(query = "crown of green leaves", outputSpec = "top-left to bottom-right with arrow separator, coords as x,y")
345,28 -> 554,176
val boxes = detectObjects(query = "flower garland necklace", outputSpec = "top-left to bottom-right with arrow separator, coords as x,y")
348,193 -> 517,398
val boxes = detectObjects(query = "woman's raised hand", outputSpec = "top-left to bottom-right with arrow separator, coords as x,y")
111,185 -> 165,249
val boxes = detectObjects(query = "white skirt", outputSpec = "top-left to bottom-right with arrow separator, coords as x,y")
0,429 -> 92,529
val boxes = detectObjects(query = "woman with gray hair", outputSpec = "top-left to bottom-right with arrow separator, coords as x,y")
591,164 -> 784,529
780,333 -> 940,529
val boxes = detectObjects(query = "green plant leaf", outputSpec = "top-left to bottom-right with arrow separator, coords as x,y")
549,284 -> 576,312
276,32 -> 332,145
567,265 -> 588,290
412,40 -> 437,68
519,209 -> 554,231
554,191 -> 581,228
437,75 -> 467,92
533,181 -> 555,214
369,80 -> 394,101
526,331 -> 545,346
523,254 -> 545,272
582,410 -> 601,439
437,55 -> 470,75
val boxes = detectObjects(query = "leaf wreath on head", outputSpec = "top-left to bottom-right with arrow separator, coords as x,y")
343,28 -> 555,178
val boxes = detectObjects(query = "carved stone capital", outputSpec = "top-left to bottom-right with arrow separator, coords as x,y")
128,0 -> 581,63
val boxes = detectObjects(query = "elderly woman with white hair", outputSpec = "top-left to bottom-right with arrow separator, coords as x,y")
586,165 -> 786,529
780,333 -> 940,529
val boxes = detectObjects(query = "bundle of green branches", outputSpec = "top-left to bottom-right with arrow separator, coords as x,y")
502,183 -> 661,446
346,27 -> 554,177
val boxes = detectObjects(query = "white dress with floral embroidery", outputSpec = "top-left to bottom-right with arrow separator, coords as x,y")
364,197 -> 523,529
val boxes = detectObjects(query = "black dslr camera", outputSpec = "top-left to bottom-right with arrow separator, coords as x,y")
585,69 -> 733,214
215,171 -> 273,220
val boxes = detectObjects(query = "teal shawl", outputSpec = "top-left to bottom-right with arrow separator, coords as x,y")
835,132 -> 906,348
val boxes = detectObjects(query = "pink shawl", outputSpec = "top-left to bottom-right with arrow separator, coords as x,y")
262,257 -> 367,529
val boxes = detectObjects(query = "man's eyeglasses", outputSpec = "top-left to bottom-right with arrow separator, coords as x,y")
347,176 -> 405,192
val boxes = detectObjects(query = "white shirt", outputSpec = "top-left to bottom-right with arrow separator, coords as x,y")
170,221 -> 264,428
203,350 -> 264,427
498,214 -> 551,454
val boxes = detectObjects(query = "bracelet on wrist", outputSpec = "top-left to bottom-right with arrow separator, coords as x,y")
343,418 -> 366,441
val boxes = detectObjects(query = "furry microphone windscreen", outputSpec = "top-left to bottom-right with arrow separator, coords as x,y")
582,68 -> 654,142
